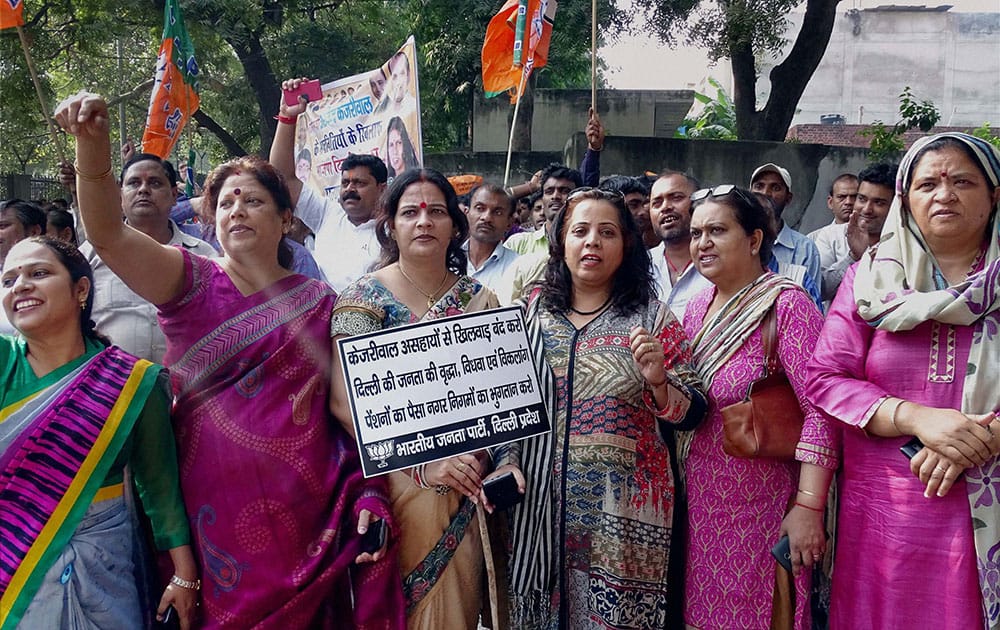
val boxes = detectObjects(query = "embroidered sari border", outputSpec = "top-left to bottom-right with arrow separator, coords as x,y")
0,353 -> 157,630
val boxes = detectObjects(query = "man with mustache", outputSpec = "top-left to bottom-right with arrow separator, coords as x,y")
82,154 -> 217,362
270,78 -> 388,291
462,184 -> 520,293
809,173 -> 859,303
647,171 -> 710,320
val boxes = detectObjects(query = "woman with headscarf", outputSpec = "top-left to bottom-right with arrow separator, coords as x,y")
806,132 -> 1000,628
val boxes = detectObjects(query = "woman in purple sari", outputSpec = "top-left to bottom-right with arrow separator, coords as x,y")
56,92 -> 404,629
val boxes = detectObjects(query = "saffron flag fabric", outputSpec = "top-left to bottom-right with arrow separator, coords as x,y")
0,0 -> 24,30
142,0 -> 199,159
482,0 -> 557,103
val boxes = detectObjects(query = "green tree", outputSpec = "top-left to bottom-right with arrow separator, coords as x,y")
860,86 -> 940,162
634,0 -> 839,141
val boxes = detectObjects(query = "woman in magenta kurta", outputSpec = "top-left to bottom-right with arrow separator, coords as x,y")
806,133 -> 1000,629
681,186 -> 836,630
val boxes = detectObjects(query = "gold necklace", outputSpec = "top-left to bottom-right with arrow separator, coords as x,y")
397,263 -> 449,310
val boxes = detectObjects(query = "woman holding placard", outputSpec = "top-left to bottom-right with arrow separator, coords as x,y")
330,168 -> 503,629
494,187 -> 707,629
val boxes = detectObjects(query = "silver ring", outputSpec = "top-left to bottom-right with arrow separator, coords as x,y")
457,461 -> 466,471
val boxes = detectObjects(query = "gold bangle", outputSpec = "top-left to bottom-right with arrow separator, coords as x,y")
797,488 -> 820,498
74,161 -> 113,182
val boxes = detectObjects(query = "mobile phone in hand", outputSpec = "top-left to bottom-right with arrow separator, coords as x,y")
900,436 -> 924,460
771,535 -> 792,573
282,79 -> 322,107
360,519 -> 386,554
483,471 -> 523,511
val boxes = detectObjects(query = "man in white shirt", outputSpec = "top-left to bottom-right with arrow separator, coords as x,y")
83,154 -> 217,363
463,184 -> 520,293
819,163 -> 898,303
269,82 -> 388,291
808,173 -> 858,303
646,171 -> 711,320
749,163 -> 822,293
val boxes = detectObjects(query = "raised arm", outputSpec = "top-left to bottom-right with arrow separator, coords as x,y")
54,92 -> 184,306
268,78 -> 311,205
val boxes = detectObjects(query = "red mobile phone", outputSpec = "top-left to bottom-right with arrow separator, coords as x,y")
283,79 -> 323,107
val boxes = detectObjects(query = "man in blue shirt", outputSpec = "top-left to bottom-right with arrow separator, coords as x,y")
463,184 -> 520,293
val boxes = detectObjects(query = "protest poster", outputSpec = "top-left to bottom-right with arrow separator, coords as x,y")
295,36 -> 422,198
337,306 -> 550,477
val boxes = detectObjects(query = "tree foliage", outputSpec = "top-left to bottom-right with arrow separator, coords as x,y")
675,77 -> 737,140
634,0 -> 839,141
861,86 -> 941,162
2,0 -> 630,175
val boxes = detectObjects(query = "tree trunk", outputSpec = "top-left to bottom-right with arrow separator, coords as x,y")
732,0 -> 840,141
192,109 -> 247,157
224,29 -> 282,156
510,74 -> 534,151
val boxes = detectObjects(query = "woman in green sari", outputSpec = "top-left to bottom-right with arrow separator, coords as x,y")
0,237 -> 197,629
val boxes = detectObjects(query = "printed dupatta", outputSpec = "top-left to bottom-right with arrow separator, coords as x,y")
0,346 -> 159,630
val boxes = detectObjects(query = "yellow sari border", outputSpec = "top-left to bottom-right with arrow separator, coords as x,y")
0,358 -> 154,628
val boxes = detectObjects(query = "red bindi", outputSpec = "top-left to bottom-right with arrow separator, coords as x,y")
419,201 -> 427,209
233,188 -> 241,196
940,171 -> 948,178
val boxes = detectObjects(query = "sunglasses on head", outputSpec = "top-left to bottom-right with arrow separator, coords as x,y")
691,184 -> 757,207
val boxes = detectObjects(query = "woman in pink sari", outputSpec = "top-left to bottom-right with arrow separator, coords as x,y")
806,132 -> 1000,629
56,92 -> 404,629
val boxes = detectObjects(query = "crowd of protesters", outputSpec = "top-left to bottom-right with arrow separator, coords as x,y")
0,83 -> 997,630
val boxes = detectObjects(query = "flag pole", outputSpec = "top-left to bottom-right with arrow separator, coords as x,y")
591,0 -> 597,112
502,70 -> 530,188
16,25 -> 65,162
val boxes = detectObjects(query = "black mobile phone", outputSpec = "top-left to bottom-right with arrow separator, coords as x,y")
483,471 -> 523,511
900,436 -> 925,460
771,535 -> 792,573
159,605 -> 178,628
360,519 -> 386,554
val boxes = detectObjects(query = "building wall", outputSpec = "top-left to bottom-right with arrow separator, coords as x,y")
472,89 -> 694,152
761,8 -> 1000,128
786,123 -> 1000,147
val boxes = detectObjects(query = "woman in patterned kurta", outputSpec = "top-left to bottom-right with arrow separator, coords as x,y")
681,186 -> 836,630
498,189 -> 706,629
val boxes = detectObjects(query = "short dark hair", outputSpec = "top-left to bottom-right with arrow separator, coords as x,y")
657,170 -> 701,191
695,187 -> 776,267
469,183 -> 515,216
341,154 -> 388,185
599,175 -> 648,197
375,168 -> 468,274
1,199 -> 46,231
540,163 -> 583,190
46,208 -> 78,245
120,153 -> 178,187
296,148 -> 312,164
528,190 -> 543,207
858,163 -> 898,190
829,173 -> 859,195
202,156 -> 295,270
540,188 -> 654,317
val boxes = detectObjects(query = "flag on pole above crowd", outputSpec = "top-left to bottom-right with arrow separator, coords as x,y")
142,0 -> 200,159
0,0 -> 25,29
481,0 -> 557,104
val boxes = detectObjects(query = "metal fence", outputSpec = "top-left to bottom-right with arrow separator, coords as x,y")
0,173 -> 69,203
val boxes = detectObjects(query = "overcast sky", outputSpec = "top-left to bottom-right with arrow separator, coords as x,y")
603,0 -> 1000,90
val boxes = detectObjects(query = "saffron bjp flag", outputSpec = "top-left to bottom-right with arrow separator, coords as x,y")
481,0 -> 557,103
0,0 -> 25,30
142,0 -> 199,159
